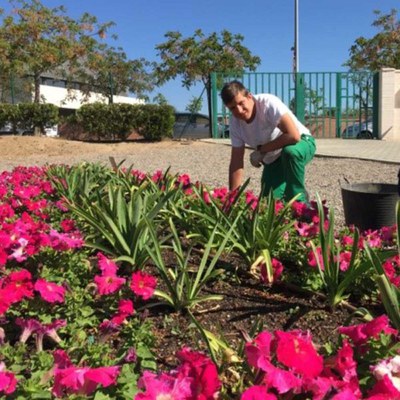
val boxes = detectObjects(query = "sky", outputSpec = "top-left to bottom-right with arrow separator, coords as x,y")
2,0 -> 399,113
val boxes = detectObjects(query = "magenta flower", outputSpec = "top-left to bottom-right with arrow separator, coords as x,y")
16,318 -> 42,343
275,330 -> 323,378
36,319 -> 67,351
260,258 -> 284,283
135,370 -> 193,400
338,315 -> 398,347
176,347 -> 221,399
130,271 -> 157,300
34,279 -> 66,303
245,191 -> 258,210
0,287 -> 16,314
94,275 -> 126,296
97,252 -> 118,275
110,299 -> 135,325
0,362 -> 17,395
52,353 -> 120,397
261,359 -> 302,394
338,251 -> 352,272
241,385 -> 277,400
245,331 -> 273,369
48,229 -> 84,251
6,269 -> 33,302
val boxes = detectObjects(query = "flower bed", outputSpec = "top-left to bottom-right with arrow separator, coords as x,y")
0,163 -> 399,399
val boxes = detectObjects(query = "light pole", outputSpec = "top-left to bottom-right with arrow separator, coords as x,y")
294,0 -> 299,73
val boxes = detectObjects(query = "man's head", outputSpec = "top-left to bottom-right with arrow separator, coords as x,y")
220,80 -> 255,123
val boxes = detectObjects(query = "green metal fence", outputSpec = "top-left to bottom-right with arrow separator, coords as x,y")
211,71 -> 378,139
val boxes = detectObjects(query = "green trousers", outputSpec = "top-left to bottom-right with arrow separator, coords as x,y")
261,134 -> 316,202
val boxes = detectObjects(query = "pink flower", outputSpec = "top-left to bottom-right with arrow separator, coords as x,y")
0,362 -> 17,395
261,359 -> 302,394
16,318 -> 42,343
94,275 -> 126,296
34,279 -> 66,303
275,330 -> 323,378
338,315 -> 397,347
241,385 -> 277,400
177,347 -> 221,399
5,269 -> 33,302
110,299 -> 135,325
339,251 -> 352,272
370,355 -> 400,396
0,287 -> 16,314
97,252 -> 118,275
135,370 -> 193,400
245,191 -> 258,210
130,271 -> 157,300
245,331 -> 273,369
260,258 -> 284,283
52,359 -> 120,397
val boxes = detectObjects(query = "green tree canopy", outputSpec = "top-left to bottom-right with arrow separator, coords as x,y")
185,95 -> 203,114
0,0 -> 154,104
155,29 -> 261,117
344,9 -> 400,71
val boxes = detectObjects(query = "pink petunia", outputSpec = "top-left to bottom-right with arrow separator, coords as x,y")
275,330 -> 323,378
260,258 -> 284,283
245,331 -> 273,369
6,269 -> 34,302
338,315 -> 397,347
34,279 -> 66,303
0,362 -> 17,395
97,252 -> 118,275
176,347 -> 221,399
241,385 -> 277,400
135,370 -> 193,400
94,274 -> 126,296
260,359 -> 302,394
130,271 -> 157,300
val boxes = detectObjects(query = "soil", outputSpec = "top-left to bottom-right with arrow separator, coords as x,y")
143,251 -> 369,371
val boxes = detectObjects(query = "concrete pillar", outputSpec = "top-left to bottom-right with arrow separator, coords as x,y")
379,68 -> 400,140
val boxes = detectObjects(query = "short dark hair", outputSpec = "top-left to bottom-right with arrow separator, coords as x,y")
220,80 -> 249,105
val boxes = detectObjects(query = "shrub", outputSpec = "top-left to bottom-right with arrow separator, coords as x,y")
135,104 -> 175,141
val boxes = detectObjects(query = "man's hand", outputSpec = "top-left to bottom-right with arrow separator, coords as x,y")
249,150 -> 264,168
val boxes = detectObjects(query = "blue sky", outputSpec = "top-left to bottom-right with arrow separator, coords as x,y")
2,0 -> 399,113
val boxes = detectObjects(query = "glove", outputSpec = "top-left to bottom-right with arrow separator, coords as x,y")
250,150 -> 264,168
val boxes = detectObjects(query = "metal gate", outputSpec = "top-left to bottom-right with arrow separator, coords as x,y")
211,71 -> 378,139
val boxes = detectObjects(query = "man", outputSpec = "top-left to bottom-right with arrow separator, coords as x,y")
221,80 -> 315,202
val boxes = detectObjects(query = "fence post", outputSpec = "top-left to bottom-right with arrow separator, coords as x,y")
372,71 -> 379,139
210,72 -> 219,138
335,73 -> 342,138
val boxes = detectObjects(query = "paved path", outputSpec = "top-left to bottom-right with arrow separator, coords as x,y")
202,138 -> 400,164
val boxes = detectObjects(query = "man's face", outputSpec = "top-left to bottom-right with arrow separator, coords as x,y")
226,92 -> 255,122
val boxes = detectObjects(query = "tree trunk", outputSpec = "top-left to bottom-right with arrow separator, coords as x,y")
34,73 -> 41,103
205,78 -> 212,137
34,73 -> 42,136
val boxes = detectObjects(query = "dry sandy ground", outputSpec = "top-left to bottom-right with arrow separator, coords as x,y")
1,135 -> 399,227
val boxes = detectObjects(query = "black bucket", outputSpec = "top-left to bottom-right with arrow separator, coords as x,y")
341,183 -> 399,231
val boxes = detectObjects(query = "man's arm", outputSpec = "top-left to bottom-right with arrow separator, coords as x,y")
258,113 -> 300,153
229,146 -> 245,191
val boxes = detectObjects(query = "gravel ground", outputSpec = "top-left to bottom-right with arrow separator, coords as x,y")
1,136 -> 399,227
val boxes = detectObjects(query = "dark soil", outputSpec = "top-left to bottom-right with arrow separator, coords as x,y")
142,252 -> 361,369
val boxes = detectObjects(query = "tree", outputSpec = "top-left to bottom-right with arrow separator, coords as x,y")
344,9 -> 400,71
185,95 -> 203,114
155,29 -> 260,124
0,0 -> 155,106
152,93 -> 169,106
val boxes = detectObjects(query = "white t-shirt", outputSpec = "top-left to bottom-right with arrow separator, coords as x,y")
230,94 -> 311,164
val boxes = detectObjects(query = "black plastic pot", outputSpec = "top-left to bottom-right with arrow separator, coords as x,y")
341,183 -> 399,231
